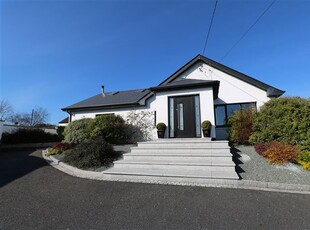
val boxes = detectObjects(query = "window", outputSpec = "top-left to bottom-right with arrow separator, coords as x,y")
177,103 -> 184,130
194,95 -> 201,137
95,113 -> 115,117
214,102 -> 256,126
215,106 -> 226,126
227,104 -> 241,118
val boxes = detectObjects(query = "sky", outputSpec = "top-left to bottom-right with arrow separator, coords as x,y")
1,0 -> 310,125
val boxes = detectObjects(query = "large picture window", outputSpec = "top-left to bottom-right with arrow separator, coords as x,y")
214,102 -> 256,127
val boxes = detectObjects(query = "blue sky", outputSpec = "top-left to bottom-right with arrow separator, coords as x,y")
1,0 -> 310,124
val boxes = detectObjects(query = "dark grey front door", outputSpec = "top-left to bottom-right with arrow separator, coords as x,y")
171,95 -> 196,138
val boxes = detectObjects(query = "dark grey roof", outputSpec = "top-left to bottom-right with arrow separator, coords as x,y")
59,117 -> 69,124
150,79 -> 220,99
160,54 -> 285,97
62,89 -> 151,111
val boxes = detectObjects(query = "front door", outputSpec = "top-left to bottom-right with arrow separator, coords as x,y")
169,95 -> 200,138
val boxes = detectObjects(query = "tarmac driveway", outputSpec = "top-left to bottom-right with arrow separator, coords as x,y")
0,148 -> 309,230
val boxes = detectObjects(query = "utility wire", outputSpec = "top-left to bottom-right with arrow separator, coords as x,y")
202,0 -> 218,55
221,0 -> 277,61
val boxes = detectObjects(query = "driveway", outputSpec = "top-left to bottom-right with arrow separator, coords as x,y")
0,148 -> 309,230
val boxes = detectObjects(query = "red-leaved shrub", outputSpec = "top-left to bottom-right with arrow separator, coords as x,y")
254,143 -> 272,155
260,142 -> 298,164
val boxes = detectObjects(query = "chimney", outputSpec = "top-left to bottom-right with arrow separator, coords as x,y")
101,85 -> 105,95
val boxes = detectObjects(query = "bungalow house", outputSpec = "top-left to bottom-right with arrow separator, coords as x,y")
61,54 -> 284,140
61,54 -> 285,180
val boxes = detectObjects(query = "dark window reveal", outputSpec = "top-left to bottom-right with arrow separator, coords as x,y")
214,102 -> 256,127
95,113 -> 115,117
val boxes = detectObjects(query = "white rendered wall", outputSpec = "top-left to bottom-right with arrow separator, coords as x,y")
174,62 -> 270,108
153,88 -> 215,138
0,120 -> 3,141
2,125 -> 57,134
3,125 -> 19,134
71,107 -> 137,121
70,96 -> 157,139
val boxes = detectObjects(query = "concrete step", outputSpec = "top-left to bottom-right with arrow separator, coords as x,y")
112,163 -> 235,172
103,167 -> 239,180
130,147 -> 231,155
137,141 -> 229,148
126,153 -> 232,157
104,139 -> 238,180
121,156 -> 234,166
138,138 -> 218,143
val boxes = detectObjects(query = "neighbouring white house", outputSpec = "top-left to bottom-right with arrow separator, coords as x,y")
61,54 -> 284,140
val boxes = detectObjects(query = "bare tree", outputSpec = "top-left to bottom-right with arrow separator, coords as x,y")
0,99 -> 13,121
10,113 -> 31,126
10,106 -> 49,126
31,106 -> 49,125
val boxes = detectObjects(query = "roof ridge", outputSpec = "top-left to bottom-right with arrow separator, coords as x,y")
159,54 -> 284,97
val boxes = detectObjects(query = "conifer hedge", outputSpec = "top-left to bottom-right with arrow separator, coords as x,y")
249,97 -> 310,150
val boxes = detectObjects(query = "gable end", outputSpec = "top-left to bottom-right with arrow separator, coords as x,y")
160,54 -> 285,97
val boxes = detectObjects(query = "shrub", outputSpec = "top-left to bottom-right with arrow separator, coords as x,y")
1,128 -> 60,144
250,97 -> 310,150
260,142 -> 299,164
63,137 -> 116,169
201,120 -> 211,130
88,115 -> 127,144
57,126 -> 65,140
123,124 -> 144,143
298,151 -> 310,162
228,108 -> 255,145
63,118 -> 92,144
48,142 -> 71,156
254,142 -> 272,155
298,151 -> 310,171
156,122 -> 166,131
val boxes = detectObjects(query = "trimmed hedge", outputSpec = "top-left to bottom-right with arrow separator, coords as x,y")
63,137 -> 116,169
250,97 -> 310,150
63,118 -> 92,144
1,129 -> 60,144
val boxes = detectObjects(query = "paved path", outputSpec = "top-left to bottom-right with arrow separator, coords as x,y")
0,149 -> 309,230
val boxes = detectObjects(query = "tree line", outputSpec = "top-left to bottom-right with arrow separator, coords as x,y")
0,99 -> 49,126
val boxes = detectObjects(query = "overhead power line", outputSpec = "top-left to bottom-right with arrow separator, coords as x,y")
202,0 -> 218,55
221,0 -> 277,61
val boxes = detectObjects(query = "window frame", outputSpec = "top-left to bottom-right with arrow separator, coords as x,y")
214,102 -> 256,127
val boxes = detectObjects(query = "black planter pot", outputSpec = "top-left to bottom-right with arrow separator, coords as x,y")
202,129 -> 211,138
157,130 -> 165,138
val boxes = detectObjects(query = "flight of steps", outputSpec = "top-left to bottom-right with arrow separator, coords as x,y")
104,138 -> 239,180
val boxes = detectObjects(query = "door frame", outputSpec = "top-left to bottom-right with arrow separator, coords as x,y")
167,94 -> 201,138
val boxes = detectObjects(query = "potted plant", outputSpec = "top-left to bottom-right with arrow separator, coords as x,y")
201,120 -> 211,138
156,122 -> 167,138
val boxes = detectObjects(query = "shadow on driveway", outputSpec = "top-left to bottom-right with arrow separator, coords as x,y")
0,148 -> 47,188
